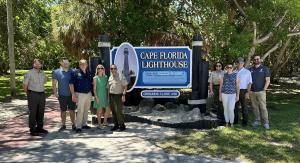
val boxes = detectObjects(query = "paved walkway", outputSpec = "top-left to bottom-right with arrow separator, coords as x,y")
0,99 -> 28,128
0,96 -> 229,162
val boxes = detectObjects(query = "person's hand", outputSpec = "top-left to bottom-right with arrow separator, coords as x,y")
95,96 -> 100,104
219,96 -> 222,102
209,91 -> 214,97
53,92 -> 58,98
122,95 -> 126,103
236,95 -> 239,102
72,94 -> 78,103
245,92 -> 250,100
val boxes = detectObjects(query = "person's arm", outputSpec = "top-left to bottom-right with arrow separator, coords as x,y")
23,84 -> 28,95
208,74 -> 213,95
52,70 -> 58,97
219,77 -> 223,101
44,72 -> 48,84
264,77 -> 270,91
246,72 -> 252,99
121,85 -> 127,103
69,71 -> 77,102
264,67 -> 271,91
52,79 -> 58,97
23,72 -> 30,95
93,77 -> 99,104
121,75 -> 128,102
209,82 -> 214,96
107,78 -> 110,103
236,76 -> 240,102
93,77 -> 97,97
69,84 -> 77,102
122,85 -> 127,95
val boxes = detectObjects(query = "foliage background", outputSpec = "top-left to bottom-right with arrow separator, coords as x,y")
1,0 -> 299,80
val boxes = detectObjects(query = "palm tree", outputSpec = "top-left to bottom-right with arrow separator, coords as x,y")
6,0 -> 16,97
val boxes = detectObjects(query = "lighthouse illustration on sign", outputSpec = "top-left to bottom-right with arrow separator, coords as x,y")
123,48 -> 131,84
113,43 -> 138,92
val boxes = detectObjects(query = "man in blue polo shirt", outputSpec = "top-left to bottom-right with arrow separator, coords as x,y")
249,55 -> 271,129
52,58 -> 76,132
69,59 -> 93,133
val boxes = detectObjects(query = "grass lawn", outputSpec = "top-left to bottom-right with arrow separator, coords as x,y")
0,70 -> 53,102
156,84 -> 300,162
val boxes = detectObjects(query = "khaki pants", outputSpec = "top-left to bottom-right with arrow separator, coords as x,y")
76,92 -> 92,129
250,91 -> 269,124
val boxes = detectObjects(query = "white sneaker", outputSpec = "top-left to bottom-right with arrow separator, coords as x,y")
263,123 -> 270,129
252,121 -> 260,128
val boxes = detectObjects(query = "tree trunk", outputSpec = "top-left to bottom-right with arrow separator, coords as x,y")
6,0 -> 16,98
270,37 -> 292,81
245,12 -> 287,67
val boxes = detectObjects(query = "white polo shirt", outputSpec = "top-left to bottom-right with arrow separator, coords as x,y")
236,67 -> 252,89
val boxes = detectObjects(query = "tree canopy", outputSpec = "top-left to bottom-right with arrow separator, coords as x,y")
1,0 -> 300,80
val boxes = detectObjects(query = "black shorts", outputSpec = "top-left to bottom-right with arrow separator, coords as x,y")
58,95 -> 76,112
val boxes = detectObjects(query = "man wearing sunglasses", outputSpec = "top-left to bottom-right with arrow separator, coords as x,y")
108,64 -> 128,131
249,56 -> 271,129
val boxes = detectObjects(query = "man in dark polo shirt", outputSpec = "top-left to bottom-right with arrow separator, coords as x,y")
249,55 -> 271,129
53,58 -> 76,131
69,59 -> 93,133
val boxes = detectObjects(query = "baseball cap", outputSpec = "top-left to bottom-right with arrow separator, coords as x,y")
236,57 -> 245,64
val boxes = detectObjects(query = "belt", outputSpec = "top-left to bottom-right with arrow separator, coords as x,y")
76,91 -> 91,94
109,93 -> 122,96
28,90 -> 44,93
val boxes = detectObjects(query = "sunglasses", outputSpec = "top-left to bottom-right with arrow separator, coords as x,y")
97,67 -> 104,70
110,68 -> 117,70
226,66 -> 233,69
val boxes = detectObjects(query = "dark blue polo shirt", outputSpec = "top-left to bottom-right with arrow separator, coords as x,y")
70,69 -> 93,93
53,68 -> 72,96
249,65 -> 270,92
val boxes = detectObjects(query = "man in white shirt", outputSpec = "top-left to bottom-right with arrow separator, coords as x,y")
234,57 -> 252,126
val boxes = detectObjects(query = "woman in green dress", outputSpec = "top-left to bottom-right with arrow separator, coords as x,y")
93,64 -> 110,128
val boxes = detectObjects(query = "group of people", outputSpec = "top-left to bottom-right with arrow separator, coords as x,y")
208,55 -> 271,129
23,58 -> 128,136
23,55 -> 271,136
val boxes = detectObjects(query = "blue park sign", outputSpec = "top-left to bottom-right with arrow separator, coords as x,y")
111,43 -> 192,93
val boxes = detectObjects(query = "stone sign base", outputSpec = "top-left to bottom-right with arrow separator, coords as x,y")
124,113 -> 218,129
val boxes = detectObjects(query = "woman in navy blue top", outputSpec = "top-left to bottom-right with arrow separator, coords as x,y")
219,64 -> 240,127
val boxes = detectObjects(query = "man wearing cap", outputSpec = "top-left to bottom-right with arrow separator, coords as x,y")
234,57 -> 252,126
69,59 -> 93,133
23,59 -> 48,136
249,56 -> 271,129
52,58 -> 76,131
